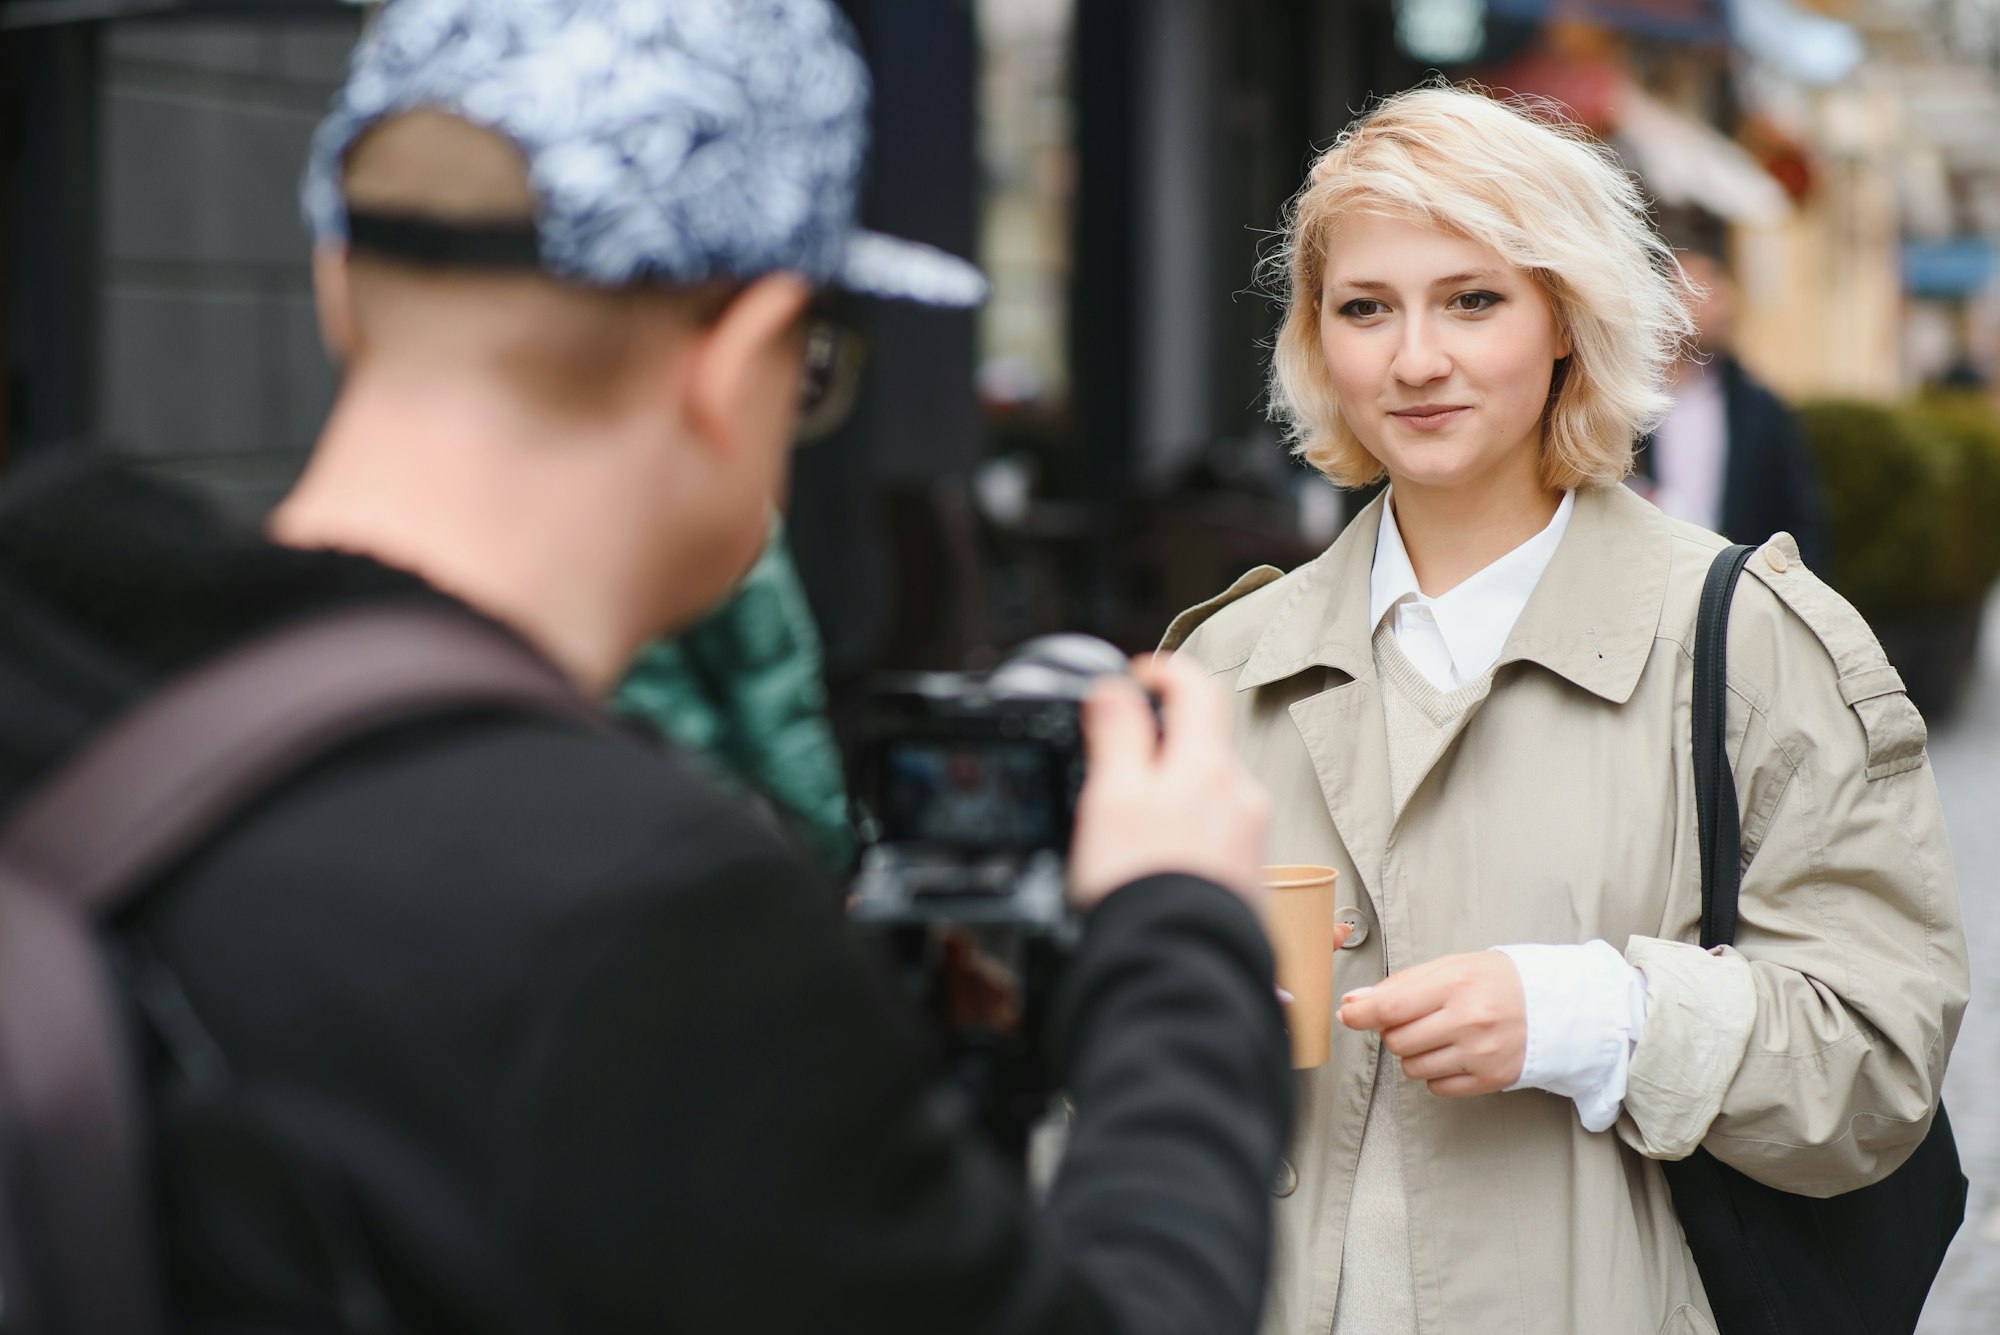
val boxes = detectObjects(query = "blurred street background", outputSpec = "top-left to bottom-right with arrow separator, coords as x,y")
1928,589 -> 2000,1331
1,0 -> 1996,1324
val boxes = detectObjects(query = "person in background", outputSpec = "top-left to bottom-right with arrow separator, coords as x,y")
1633,239 -> 1832,570
616,518 -> 856,876
0,2 -> 1294,1330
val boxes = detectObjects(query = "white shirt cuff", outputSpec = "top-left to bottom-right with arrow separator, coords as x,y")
1492,941 -> 1649,1133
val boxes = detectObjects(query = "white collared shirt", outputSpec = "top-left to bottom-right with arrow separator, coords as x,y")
1369,488 -> 1648,1133
1369,489 -> 1574,691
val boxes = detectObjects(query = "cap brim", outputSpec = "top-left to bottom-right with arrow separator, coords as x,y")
836,231 -> 988,308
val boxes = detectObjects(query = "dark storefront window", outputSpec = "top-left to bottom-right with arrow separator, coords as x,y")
2,1 -> 364,509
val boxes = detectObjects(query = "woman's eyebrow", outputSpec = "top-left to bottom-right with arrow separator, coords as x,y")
1325,269 -> 1504,293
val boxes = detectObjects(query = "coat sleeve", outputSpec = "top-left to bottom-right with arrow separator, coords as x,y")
1616,562 -> 1969,1196
505,826 -> 1291,1333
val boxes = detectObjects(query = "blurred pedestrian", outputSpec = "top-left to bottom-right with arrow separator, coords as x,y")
1166,87 -> 1966,1335
615,517 -> 857,877
0,2 -> 1293,1330
1633,239 -> 1832,570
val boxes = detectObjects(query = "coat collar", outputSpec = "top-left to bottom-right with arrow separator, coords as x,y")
1236,482 -> 1672,705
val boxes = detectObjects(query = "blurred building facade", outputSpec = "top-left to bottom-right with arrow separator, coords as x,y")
1,0 -> 362,510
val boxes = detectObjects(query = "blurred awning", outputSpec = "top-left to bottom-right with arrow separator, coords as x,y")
1727,0 -> 1862,87
1612,84 -> 1792,224
1,0 -> 360,28
1904,240 -> 1998,299
1487,0 -> 1730,43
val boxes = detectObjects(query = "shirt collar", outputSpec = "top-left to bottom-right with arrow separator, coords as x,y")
1237,483 -> 1670,704
1368,489 -> 1575,682
1367,493 -> 1424,631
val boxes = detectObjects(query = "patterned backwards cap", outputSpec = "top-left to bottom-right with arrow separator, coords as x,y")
301,0 -> 986,307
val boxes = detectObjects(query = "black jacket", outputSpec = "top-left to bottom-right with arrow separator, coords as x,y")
1635,354 -> 1830,571
0,456 -> 1292,1335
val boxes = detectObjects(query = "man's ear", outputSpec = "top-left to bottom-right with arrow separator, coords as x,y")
682,273 -> 813,459
312,243 -> 358,365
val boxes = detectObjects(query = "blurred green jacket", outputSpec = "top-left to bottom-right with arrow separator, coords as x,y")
614,524 -> 854,876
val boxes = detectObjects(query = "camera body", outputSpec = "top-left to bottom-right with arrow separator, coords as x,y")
848,635 -> 1130,1159
849,634 -> 1131,939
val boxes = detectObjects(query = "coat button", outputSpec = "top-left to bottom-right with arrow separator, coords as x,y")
1764,545 -> 1789,574
1335,907 -> 1367,948
1272,1158 -> 1299,1197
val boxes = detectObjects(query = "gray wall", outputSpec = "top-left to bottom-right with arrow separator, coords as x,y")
1135,0 -> 1221,489
95,15 -> 359,513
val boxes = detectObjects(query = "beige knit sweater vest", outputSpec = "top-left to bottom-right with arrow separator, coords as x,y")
1329,624 -> 1494,1334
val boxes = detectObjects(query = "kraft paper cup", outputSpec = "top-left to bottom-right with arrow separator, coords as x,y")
1263,864 -> 1339,1069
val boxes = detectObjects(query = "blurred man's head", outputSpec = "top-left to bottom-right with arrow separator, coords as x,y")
283,0 -> 983,682
1679,249 -> 1737,360
319,110 -> 746,423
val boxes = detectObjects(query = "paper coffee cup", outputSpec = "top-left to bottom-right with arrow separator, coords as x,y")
1263,864 -> 1339,1069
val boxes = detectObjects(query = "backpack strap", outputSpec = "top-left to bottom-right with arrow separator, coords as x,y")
0,599 -> 604,914
1692,544 -> 1758,950
0,599 -> 606,1335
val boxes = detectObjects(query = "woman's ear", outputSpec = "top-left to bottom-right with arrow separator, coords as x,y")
312,243 -> 357,365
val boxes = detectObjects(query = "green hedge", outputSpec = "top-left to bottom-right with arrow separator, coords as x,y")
1798,394 -> 2000,618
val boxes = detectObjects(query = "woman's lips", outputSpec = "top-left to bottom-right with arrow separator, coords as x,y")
1389,405 -> 1470,431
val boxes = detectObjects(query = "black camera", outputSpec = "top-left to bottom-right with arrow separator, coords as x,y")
847,635 -> 1131,1161
849,634 -> 1132,939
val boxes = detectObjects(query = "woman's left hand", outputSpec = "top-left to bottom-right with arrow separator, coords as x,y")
1338,951 -> 1526,1097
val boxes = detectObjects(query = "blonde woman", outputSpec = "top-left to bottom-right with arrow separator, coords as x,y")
1164,88 -> 1968,1335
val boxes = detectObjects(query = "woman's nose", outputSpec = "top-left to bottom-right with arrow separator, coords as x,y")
1391,318 -> 1451,386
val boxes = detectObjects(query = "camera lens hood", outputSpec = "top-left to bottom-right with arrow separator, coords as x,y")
986,634 -> 1128,699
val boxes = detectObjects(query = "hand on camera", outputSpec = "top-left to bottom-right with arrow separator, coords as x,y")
1337,951 -> 1527,1096
937,929 -> 1023,1035
1067,653 -> 1270,913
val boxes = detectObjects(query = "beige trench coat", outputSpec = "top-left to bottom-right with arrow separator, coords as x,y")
1163,484 -> 1968,1335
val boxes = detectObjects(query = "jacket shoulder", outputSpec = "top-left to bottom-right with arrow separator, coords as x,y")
1668,531 -> 1926,781
1158,563 -> 1300,670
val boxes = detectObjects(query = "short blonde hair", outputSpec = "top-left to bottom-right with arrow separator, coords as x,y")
1269,86 -> 1694,490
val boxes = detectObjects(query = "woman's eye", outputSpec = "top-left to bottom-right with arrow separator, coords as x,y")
1449,291 -> 1501,313
1339,299 -> 1387,319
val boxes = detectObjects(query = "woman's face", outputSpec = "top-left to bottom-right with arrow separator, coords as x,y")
1318,213 -> 1570,498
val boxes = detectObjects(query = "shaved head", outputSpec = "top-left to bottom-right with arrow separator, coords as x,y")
342,108 -> 541,220
327,113 -> 737,420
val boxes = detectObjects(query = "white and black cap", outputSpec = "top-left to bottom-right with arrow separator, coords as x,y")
301,0 -> 987,307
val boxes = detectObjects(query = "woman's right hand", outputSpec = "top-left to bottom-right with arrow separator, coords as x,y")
1338,951 -> 1528,1096
1067,654 -> 1271,914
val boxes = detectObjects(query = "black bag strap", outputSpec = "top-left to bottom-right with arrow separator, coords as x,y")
0,599 -> 606,1335
1693,544 -> 1759,949
0,599 -> 605,915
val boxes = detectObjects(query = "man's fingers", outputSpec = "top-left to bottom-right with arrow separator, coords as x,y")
1129,653 -> 1228,767
1082,677 -> 1156,784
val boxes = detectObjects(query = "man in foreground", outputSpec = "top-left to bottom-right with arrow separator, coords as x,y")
0,1 -> 1289,1330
